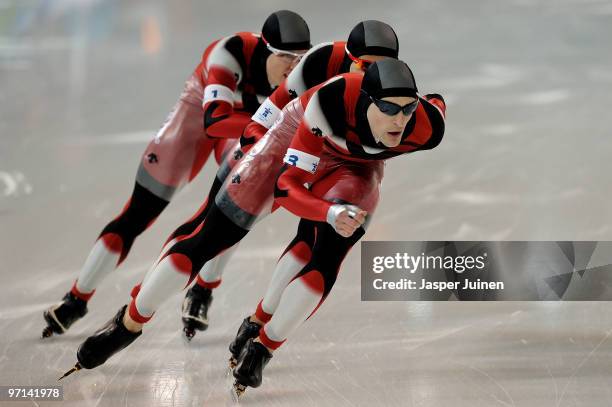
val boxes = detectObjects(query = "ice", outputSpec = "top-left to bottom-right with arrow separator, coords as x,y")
1,0 -> 612,405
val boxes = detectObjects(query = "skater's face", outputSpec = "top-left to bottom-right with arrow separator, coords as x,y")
266,48 -> 308,88
349,54 -> 388,73
366,96 -> 417,147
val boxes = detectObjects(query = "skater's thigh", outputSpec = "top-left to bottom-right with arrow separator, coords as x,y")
215,139 -> 245,182
220,132 -> 291,217
138,99 -> 212,191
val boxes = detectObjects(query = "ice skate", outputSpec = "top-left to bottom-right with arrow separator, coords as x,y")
59,305 -> 141,379
181,284 -> 213,341
42,292 -> 88,338
231,338 -> 272,400
228,316 -> 261,369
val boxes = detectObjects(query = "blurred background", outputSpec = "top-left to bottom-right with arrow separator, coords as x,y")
1,0 -> 612,406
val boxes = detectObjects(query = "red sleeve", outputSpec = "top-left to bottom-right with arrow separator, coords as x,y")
203,65 -> 252,139
274,88 -> 335,222
275,123 -> 332,222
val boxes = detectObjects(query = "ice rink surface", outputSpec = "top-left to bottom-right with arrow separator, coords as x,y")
1,0 -> 612,405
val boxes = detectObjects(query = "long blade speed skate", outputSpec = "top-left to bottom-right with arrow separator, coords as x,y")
59,305 -> 141,379
42,292 -> 88,338
228,316 -> 261,368
181,284 -> 213,341
231,338 -> 272,400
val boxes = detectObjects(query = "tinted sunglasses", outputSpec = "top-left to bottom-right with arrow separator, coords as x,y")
370,96 -> 419,116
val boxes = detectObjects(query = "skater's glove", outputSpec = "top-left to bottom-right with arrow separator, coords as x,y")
327,204 -> 367,238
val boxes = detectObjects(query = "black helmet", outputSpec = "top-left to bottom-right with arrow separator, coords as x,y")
347,20 -> 399,59
261,10 -> 311,51
362,59 -> 418,99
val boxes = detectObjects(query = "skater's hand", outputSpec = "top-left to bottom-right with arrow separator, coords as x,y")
327,204 -> 367,237
336,209 -> 367,237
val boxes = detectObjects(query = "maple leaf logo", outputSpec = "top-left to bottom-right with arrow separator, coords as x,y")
311,127 -> 323,137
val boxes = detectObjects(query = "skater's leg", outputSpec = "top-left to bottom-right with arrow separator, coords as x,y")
42,182 -> 169,338
104,94 -> 217,277
253,219 -> 317,324
178,134 -> 290,338
70,202 -> 252,369
180,244 -> 238,339
192,168 -> 277,290
49,94 -> 215,322
135,148 -> 237,301
126,203 -> 250,330
226,219 -> 316,362
256,160 -> 383,349
73,182 -> 169,298
165,139 -> 243,246
258,222 -> 364,350
181,199 -> 273,339
124,139 -> 253,339
232,222 -> 362,392
163,177 -> 222,246
193,244 -> 238,287
172,141 -> 253,338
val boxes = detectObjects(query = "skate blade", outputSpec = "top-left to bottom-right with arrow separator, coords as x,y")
42,309 -> 65,339
230,381 -> 246,403
224,362 -> 242,404
228,356 -> 237,372
183,327 -> 196,342
41,326 -> 54,339
58,363 -> 82,381
225,363 -> 234,378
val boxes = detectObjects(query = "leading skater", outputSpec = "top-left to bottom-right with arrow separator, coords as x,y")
228,59 -> 446,396
42,10 -> 311,338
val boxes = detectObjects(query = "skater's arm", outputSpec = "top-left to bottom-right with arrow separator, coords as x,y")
202,65 -> 253,138
274,83 -> 343,222
276,136 -> 366,234
274,124 -> 328,222
203,36 -> 253,139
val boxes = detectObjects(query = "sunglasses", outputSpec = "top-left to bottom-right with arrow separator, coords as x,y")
345,46 -> 376,72
370,96 -> 419,116
263,37 -> 307,62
